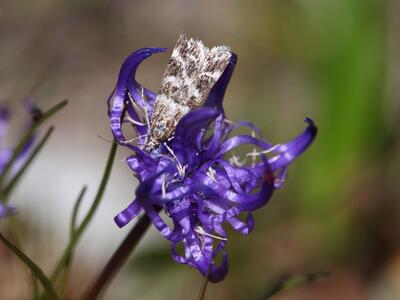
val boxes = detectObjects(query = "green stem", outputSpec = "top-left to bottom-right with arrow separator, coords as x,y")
0,99 -> 68,188
8,216 -> 23,248
197,273 -> 209,300
8,215 -> 40,298
0,233 -> 58,300
70,185 -> 88,239
3,126 -> 54,198
57,185 -> 88,296
81,212 -> 154,300
50,142 -> 117,284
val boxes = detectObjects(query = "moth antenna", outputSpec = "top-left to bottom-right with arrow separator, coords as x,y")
97,135 -> 146,149
97,135 -> 118,144
121,134 -> 149,144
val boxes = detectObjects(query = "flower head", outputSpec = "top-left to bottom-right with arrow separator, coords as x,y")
0,102 -> 38,219
108,45 -> 317,282
0,202 -> 16,219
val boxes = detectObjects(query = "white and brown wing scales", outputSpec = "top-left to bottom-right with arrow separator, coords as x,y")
146,34 -> 232,152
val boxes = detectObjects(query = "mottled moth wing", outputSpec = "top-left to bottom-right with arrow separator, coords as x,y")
146,34 -> 232,151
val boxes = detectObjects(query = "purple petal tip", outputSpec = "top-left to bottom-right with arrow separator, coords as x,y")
114,214 -> 128,228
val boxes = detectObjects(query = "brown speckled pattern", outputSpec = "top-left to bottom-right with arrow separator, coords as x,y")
146,34 -> 232,151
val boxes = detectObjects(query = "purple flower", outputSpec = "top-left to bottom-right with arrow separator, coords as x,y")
0,202 -> 16,219
108,47 -> 317,282
0,102 -> 37,219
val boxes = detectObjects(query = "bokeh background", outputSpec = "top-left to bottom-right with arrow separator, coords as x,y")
1,0 -> 399,299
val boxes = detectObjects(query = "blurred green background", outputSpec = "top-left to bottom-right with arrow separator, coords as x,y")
1,0 -> 399,299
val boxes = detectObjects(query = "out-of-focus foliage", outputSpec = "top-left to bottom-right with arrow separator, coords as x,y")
246,0 -> 389,258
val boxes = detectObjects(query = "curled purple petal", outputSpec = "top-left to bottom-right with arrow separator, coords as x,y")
108,47 -> 167,143
268,118 -> 317,171
204,53 -> 237,113
114,198 -> 143,228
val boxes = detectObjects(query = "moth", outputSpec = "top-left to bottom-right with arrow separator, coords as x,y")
145,34 -> 232,152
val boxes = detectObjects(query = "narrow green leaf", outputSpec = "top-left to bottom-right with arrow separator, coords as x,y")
51,185 -> 88,297
70,185 -> 88,239
8,213 -> 40,298
50,142 -> 117,283
0,99 -> 68,186
0,233 -> 58,300
3,126 -> 54,197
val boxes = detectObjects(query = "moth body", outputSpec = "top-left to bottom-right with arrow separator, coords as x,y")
145,34 -> 232,152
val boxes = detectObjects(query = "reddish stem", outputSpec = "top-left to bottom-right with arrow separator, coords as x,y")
81,213 -> 152,300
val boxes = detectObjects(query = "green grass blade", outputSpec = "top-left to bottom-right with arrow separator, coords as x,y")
3,126 -> 54,198
50,142 -> 117,283
0,99 -> 68,186
0,233 -> 58,300
52,185 -> 88,297
70,185 -> 88,238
